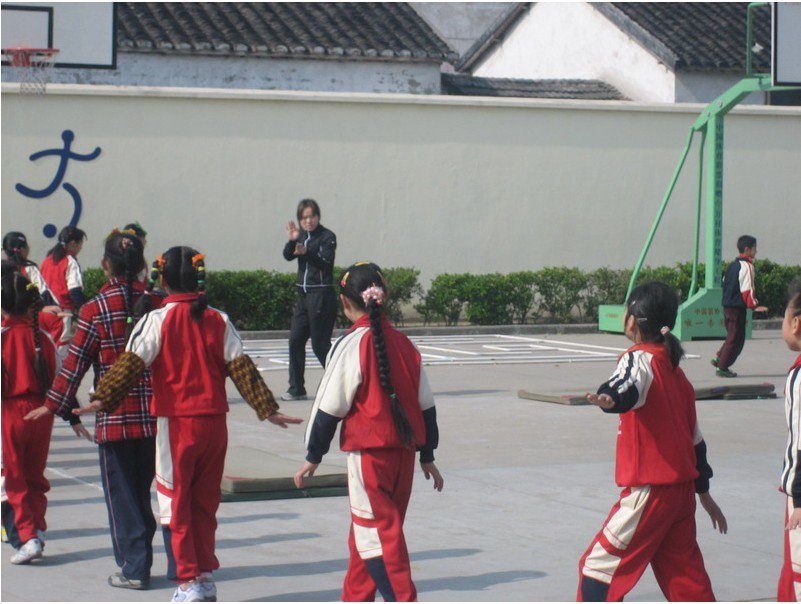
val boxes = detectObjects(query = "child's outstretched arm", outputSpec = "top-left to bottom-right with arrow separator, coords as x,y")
418,369 -> 443,491
226,354 -> 302,427
693,427 -> 727,533
698,492 -> 727,534
587,351 -> 653,413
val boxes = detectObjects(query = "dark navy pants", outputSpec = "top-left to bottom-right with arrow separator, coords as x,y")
98,437 -> 158,581
288,288 -> 337,395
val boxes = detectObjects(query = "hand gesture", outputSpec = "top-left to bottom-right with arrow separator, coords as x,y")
787,507 -> 801,531
267,412 -> 303,429
73,400 -> 105,416
586,393 -> 615,409
72,423 -> 93,441
286,221 -> 300,242
755,306 -> 768,313
24,406 -> 52,421
293,243 -> 307,256
698,492 -> 728,534
41,305 -> 62,315
421,462 -> 444,491
294,461 -> 318,488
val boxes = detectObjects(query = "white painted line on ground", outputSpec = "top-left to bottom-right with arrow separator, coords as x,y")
418,345 -> 480,356
45,466 -> 104,493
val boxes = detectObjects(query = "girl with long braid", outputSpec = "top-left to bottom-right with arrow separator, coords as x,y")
26,229 -> 165,590
1,264 -> 61,564
76,245 -> 302,603
295,261 -> 443,602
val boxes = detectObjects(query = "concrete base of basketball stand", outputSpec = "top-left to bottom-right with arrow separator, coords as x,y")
518,382 -> 775,405
221,446 -> 348,502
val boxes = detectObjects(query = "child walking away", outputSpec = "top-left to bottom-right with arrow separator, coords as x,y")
294,262 -> 443,602
26,229 -> 162,590
3,232 -> 58,307
579,281 -> 727,602
713,235 -> 768,377
777,279 -> 801,601
76,246 -> 302,603
39,226 -> 87,314
1,266 -> 60,564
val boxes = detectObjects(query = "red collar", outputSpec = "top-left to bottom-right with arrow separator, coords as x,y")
791,354 -> 801,371
622,341 -> 667,359
738,254 -> 753,263
164,292 -> 200,304
350,313 -> 391,331
101,278 -> 146,293
1,315 -> 31,328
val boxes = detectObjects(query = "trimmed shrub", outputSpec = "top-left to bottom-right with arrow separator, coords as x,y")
205,270 -> 297,330
754,260 -> 801,316
581,267 -> 631,321
415,273 -> 471,326
506,271 -> 539,324
533,267 -> 587,323
383,267 -> 423,326
463,273 -> 515,325
83,268 -> 106,300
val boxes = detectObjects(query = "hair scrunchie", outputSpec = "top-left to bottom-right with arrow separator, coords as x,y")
361,285 -> 385,306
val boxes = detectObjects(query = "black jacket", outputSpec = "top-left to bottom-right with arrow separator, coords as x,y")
283,224 -> 337,291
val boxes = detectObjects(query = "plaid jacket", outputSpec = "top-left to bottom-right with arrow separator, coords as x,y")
45,279 -> 158,443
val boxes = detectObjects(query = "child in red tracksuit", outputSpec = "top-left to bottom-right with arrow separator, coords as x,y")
777,279 -> 801,601
1,264 -> 59,565
77,246 -> 302,603
295,261 -> 444,602
39,226 -> 87,314
579,281 -> 727,602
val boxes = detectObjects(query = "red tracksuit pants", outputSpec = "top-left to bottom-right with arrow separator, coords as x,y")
342,448 -> 417,602
1,396 -> 54,543
779,496 -> 801,601
155,415 -> 227,582
577,481 -> 715,602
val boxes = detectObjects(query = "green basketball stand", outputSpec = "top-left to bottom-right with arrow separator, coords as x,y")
599,3 -> 801,340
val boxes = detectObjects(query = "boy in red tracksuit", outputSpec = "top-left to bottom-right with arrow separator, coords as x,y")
295,262 -> 443,602
579,282 -> 727,602
1,266 -> 60,564
78,246 -> 302,603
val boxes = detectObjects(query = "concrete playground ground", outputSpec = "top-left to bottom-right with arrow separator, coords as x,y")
1,329 -> 793,602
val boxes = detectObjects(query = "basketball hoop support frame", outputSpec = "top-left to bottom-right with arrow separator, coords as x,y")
599,2 -> 801,339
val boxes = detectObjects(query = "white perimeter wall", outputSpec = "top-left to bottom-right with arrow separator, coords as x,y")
2,85 -> 800,285
473,2 -> 675,103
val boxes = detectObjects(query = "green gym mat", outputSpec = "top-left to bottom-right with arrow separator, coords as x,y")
518,382 -> 776,405
221,446 -> 347,502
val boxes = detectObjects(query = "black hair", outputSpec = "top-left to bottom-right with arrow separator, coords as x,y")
3,231 -> 33,269
339,261 -> 414,446
1,262 -> 51,392
123,222 -> 147,240
104,231 -> 146,339
138,246 -> 207,322
626,281 -> 685,369
737,235 -> 757,253
296,198 -> 321,222
788,277 -> 801,318
47,226 -> 87,263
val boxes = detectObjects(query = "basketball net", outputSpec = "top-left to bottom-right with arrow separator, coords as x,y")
3,48 -> 59,95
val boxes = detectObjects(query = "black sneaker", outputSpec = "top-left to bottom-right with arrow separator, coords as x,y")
108,572 -> 149,590
280,391 -> 307,401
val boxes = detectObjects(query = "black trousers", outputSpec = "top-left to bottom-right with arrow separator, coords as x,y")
98,437 -> 158,581
717,306 -> 747,370
288,288 -> 337,395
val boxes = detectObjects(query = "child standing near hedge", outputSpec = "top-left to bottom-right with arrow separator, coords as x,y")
77,246 -> 302,602
777,279 -> 801,601
40,226 -> 87,314
579,281 -> 727,601
713,235 -> 768,377
295,261 -> 443,602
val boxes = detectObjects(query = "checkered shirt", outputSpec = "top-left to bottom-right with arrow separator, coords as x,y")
45,279 -> 157,443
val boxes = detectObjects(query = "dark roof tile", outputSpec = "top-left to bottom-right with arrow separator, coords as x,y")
442,74 -> 628,100
116,2 -> 458,62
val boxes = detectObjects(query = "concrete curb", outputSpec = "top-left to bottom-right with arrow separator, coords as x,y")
239,318 -> 783,340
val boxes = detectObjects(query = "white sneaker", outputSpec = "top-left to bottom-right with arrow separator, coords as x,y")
10,538 -> 43,565
197,573 -> 217,602
171,581 -> 204,602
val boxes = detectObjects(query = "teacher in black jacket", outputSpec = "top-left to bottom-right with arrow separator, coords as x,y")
281,198 -> 338,400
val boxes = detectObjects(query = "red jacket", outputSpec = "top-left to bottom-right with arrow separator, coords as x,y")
1,315 -> 58,400
598,342 -> 701,487
40,253 -> 82,311
126,293 -> 243,418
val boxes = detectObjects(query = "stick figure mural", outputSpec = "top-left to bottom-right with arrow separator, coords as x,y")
15,130 -> 102,238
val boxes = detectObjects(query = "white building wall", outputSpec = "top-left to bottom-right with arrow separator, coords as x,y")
675,70 -> 765,105
5,53 -> 443,95
2,85 -> 799,284
472,2 -> 676,103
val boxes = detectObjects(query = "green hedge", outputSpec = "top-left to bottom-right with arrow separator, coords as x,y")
81,260 -> 800,328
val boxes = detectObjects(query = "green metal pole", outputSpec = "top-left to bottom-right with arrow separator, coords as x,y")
704,115 -> 725,289
688,127 -> 706,299
624,129 -> 695,301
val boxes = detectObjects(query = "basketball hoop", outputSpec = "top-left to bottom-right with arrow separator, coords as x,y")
2,48 -> 59,95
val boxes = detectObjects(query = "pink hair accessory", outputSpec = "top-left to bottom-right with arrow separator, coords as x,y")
660,326 -> 671,336
361,285 -> 385,306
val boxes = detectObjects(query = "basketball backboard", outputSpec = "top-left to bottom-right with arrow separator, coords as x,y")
773,2 -> 801,86
1,2 -> 116,69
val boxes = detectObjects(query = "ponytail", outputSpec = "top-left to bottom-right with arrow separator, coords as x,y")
661,328 -> 685,369
3,231 -> 32,270
48,226 -> 86,263
627,282 -> 684,368
189,253 -> 207,323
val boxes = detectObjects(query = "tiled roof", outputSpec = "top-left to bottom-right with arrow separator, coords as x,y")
596,3 -> 771,71
442,74 -> 627,100
457,2 -> 772,74
116,2 -> 458,63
